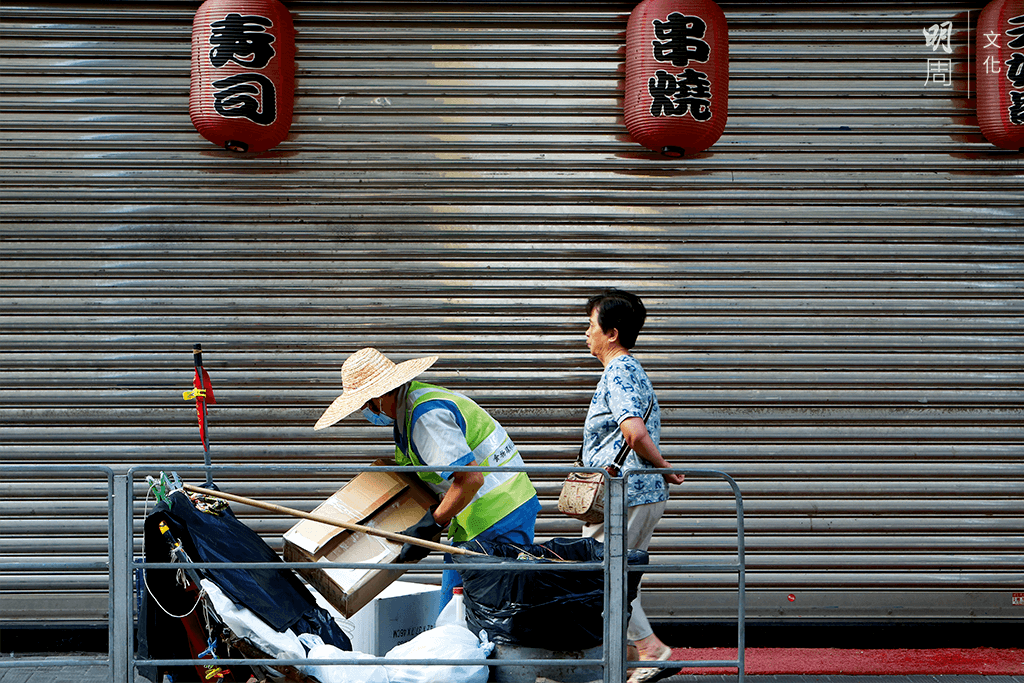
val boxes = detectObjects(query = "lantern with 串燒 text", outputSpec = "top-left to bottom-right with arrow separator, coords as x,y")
625,0 -> 728,157
190,0 -> 295,153
977,0 -> 1024,151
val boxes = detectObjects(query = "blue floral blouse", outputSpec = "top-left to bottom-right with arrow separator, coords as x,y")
582,354 -> 667,507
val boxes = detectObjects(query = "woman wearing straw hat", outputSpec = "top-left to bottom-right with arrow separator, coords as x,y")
315,347 -> 541,613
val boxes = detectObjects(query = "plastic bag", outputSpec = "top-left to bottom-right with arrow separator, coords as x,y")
452,537 -> 648,651
297,633 -> 389,683
309,584 -> 357,640
200,578 -> 306,661
384,623 -> 493,683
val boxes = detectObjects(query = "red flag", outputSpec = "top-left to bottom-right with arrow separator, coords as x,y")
192,365 -> 215,447
185,361 -> 215,449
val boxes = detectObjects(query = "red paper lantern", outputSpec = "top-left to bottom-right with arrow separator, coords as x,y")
190,0 -> 295,153
977,0 -> 1024,151
625,0 -> 729,157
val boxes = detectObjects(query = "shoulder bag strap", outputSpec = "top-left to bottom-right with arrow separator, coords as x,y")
608,398 -> 655,475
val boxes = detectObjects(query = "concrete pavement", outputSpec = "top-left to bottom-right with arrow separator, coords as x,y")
1,654 -> 1022,683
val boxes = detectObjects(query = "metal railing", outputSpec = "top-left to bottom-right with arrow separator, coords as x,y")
0,465 -> 124,673
1,463 -> 744,683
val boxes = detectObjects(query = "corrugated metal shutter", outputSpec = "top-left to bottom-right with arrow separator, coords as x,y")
1,1 -> 1021,626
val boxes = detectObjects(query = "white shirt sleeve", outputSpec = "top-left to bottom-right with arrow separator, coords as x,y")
410,406 -> 475,483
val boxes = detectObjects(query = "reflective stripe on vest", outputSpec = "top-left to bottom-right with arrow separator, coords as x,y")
395,381 -> 536,542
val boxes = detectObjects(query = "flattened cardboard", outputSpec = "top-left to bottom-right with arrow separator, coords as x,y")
283,461 -> 439,617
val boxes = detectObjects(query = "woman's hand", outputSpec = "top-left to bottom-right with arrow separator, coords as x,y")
661,470 -> 685,485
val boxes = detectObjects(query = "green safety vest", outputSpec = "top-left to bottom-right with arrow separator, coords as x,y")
395,381 -> 536,542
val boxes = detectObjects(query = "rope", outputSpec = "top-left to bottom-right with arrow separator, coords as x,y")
140,487 -> 207,620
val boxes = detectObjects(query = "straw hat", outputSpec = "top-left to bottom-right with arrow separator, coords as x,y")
314,348 -> 438,430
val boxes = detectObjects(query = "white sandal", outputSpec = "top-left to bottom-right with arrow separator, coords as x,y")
627,645 -> 677,683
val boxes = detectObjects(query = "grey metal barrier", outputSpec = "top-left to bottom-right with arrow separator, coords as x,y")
1,462 -> 744,683
621,467 -> 746,681
0,465 -> 124,676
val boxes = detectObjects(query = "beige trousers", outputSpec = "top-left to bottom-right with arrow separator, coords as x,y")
582,500 -> 667,642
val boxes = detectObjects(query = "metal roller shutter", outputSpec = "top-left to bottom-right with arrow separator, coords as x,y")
1,1 -> 1021,626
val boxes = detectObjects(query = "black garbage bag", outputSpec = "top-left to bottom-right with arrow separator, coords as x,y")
451,537 -> 648,651
137,488 -> 351,682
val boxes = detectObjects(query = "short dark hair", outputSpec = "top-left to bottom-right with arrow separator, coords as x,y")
586,289 -> 647,349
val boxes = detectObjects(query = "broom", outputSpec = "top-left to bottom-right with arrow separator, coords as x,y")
182,483 -> 486,557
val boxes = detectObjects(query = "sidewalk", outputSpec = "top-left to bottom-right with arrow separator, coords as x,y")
1,654 -> 1022,683
0,654 -> 147,683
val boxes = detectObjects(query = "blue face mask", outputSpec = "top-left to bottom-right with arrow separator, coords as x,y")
361,407 -> 395,427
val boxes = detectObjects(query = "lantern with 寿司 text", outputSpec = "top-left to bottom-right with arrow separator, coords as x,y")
189,0 -> 295,153
625,0 -> 728,157
976,0 -> 1024,151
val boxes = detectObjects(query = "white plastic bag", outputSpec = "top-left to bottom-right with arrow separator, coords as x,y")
384,624 -> 493,683
199,578 -> 306,661
297,633 -> 389,683
308,582 -> 357,640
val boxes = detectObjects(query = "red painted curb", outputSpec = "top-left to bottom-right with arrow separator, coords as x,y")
669,647 -> 1024,675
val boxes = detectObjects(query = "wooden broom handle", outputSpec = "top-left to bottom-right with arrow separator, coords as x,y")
182,484 -> 484,557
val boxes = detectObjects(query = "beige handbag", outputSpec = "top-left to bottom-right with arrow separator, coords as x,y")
558,400 -> 653,524
557,457 -> 609,524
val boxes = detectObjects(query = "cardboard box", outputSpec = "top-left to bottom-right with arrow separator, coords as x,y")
348,580 -> 442,655
283,461 -> 439,617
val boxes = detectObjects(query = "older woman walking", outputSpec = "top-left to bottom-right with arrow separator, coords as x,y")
580,289 -> 684,683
